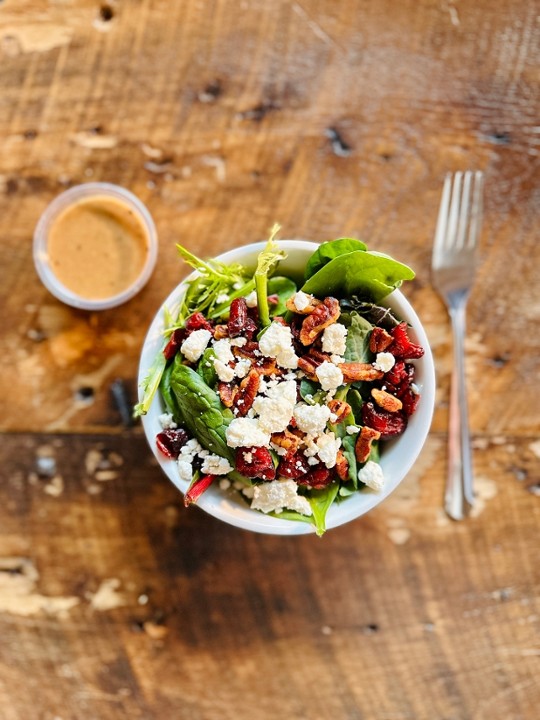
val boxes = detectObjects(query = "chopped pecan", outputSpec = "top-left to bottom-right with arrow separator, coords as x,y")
232,340 -> 259,360
253,356 -> 284,377
369,326 -> 393,353
328,399 -> 352,424
297,348 -> 332,380
233,369 -> 260,416
299,297 -> 341,345
271,429 -> 301,458
218,382 -> 238,408
339,362 -> 384,383
335,450 -> 349,481
213,324 -> 229,340
285,293 -> 321,314
371,388 -> 403,413
354,426 -> 381,464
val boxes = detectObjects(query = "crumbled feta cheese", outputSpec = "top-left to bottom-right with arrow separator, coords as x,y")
293,291 -> 312,312
234,358 -> 252,378
315,432 -> 341,469
293,403 -> 331,435
244,290 -> 258,308
216,292 -> 230,304
307,456 -> 319,466
322,322 -> 348,355
158,412 -> 177,430
230,337 -> 247,347
226,418 -> 271,448
233,281 -> 243,290
243,451 -> 253,463
201,454 -> 233,475
252,380 -> 296,434
315,361 -> 344,391
214,359 -> 235,382
251,478 -> 312,516
373,352 -> 395,373
259,322 -> 299,369
330,354 -> 344,365
270,443 -> 288,457
346,425 -> 360,435
242,485 -> 255,499
219,478 -> 231,490
358,461 -> 385,491
180,329 -> 212,362
177,459 -> 193,482
180,438 -> 204,457
213,338 -> 234,364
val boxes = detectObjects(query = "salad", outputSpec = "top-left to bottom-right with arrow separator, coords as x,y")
135,227 -> 425,535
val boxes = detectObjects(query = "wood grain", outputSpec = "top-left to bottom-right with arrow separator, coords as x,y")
0,0 -> 539,718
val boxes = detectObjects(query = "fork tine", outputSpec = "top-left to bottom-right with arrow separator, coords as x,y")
466,171 -> 484,250
432,172 -> 452,265
446,171 -> 463,251
455,171 -> 472,249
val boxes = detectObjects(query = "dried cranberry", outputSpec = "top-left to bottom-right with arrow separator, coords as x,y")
185,312 -> 213,333
399,388 -> 420,417
388,322 -> 424,360
228,298 -> 249,337
361,401 -> 407,439
156,429 -> 189,459
244,317 -> 258,339
296,466 -> 332,490
235,447 -> 276,480
384,360 -> 408,387
184,475 -> 214,507
278,453 -> 310,479
163,328 -> 186,360
247,305 -> 260,323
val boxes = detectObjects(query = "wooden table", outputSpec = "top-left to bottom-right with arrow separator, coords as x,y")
1,1 -> 538,718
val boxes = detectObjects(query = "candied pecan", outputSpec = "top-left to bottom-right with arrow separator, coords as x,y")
213,324 -> 229,340
328,398 -> 352,423
296,466 -> 332,489
218,382 -> 238,408
362,401 -> 407,439
227,298 -> 249,337
156,428 -> 189,459
285,293 -> 321,314
307,348 -> 332,364
371,388 -> 403,413
339,362 -> 384,383
387,322 -> 425,359
232,340 -> 259,360
299,297 -> 340,345
184,474 -> 214,507
162,328 -> 186,360
369,326 -> 393,353
233,369 -> 260,417
354,426 -> 381,464
297,355 -> 319,381
185,312 -> 213,333
335,450 -> 349,481
278,452 -> 310,479
271,429 -> 301,458
253,357 -> 283,377
235,447 -> 276,480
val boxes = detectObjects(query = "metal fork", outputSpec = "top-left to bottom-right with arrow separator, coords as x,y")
432,171 -> 484,520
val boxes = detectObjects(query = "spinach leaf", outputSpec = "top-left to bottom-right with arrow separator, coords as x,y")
267,276 -> 297,317
341,434 -> 358,487
301,250 -> 415,303
347,388 -> 364,421
340,298 -> 401,329
170,358 -> 234,462
304,238 -> 367,280
268,509 -> 314,525
307,483 -> 340,536
159,362 -> 185,423
341,312 -> 374,363
197,348 -> 218,388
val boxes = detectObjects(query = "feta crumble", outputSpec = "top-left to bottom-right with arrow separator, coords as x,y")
258,322 -> 299,369
180,329 -> 212,362
234,358 -> 252,378
315,432 -> 341,469
158,412 -> 177,430
293,403 -> 331,435
216,292 -> 230,304
252,380 -> 297,434
251,478 -> 312,516
226,418 -> 271,448
346,425 -> 360,435
244,290 -> 258,308
315,361 -> 344,391
201,454 -> 233,475
214,359 -> 235,382
213,339 -> 234,364
177,459 -> 193,483
322,322 -> 348,356
292,291 -> 312,312
357,461 -> 385,491
373,352 -> 395,373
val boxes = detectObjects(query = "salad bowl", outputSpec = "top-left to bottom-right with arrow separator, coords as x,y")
138,240 -> 436,535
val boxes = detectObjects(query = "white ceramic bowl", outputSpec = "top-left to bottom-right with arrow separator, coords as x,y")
138,240 -> 435,535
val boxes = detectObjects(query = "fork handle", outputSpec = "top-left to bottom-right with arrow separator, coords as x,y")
445,303 -> 474,520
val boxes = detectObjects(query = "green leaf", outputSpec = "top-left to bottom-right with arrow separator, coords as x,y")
341,434 -> 358,487
268,509 -> 314,525
304,238 -> 367,280
159,362 -> 184,422
134,350 -> 167,417
307,483 -> 340,536
339,299 -> 401,330
341,312 -> 374,363
255,224 -> 287,327
347,388 -> 364,422
170,358 -> 234,462
267,276 -> 297,316
197,348 -> 218,388
301,250 -> 415,303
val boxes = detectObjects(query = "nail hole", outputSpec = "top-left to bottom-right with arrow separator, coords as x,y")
76,386 -> 95,402
325,127 -> 352,157
99,4 -> 114,21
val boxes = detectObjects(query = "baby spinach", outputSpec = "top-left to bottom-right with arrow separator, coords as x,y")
341,434 -> 358,487
340,298 -> 400,330
308,483 -> 340,536
267,276 -> 297,316
170,358 -> 234,462
301,250 -> 415,303
304,238 -> 367,280
197,348 -> 218,388
159,362 -> 184,422
341,311 -> 374,363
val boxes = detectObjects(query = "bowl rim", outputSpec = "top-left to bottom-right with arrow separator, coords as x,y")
33,182 -> 158,311
138,239 -> 436,535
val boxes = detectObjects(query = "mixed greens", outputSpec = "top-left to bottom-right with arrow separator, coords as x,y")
136,228 -> 424,535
